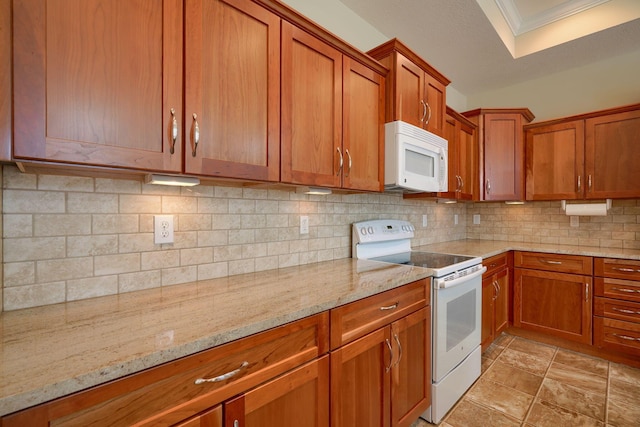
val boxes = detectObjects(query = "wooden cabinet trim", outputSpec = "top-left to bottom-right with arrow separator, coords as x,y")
524,102 -> 640,130
515,251 -> 593,275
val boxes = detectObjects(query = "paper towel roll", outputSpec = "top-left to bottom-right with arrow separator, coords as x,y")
564,203 -> 608,216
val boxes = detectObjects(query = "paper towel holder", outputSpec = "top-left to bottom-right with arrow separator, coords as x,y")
561,199 -> 612,216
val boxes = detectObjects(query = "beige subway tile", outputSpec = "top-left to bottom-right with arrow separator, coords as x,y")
141,250 -> 180,270
214,245 -> 243,262
119,270 -> 162,293
197,262 -> 228,280
141,183 -> 181,195
215,186 -> 243,199
162,266 -> 197,286
300,251 -> 319,265
92,214 -> 139,234
198,198 -> 229,214
4,214 -> 33,237
67,276 -> 118,301
34,214 -> 91,236
4,237 -> 65,262
267,241 -> 290,256
183,185 -> 213,197
180,247 -> 214,266
255,256 -> 279,272
4,262 -> 35,287
266,188 -> 290,200
255,199 -> 279,214
162,196 -> 198,213
198,230 -> 228,247
265,214 -> 289,228
4,190 -> 65,213
178,214 -> 212,231
242,243 -> 267,259
229,259 -> 255,276
119,233 -> 157,253
38,175 -> 94,192
278,253 -> 300,268
317,249 -> 335,262
173,231 -> 198,249
37,257 -> 93,281
119,194 -> 162,213
95,178 -> 141,194
68,193 -> 119,214
278,200 -> 299,213
241,214 -> 267,229
229,229 -> 255,245
3,282 -> 66,310
229,199 -> 256,214
67,235 -> 118,257
290,240 -> 309,253
242,187 -> 268,199
3,166 -> 37,189
95,253 -> 140,275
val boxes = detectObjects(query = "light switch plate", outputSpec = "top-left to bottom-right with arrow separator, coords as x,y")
154,215 -> 174,244
422,214 -> 428,227
300,215 -> 309,234
473,214 -> 480,225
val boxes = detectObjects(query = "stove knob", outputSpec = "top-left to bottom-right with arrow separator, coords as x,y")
360,227 -> 367,235
367,226 -> 374,234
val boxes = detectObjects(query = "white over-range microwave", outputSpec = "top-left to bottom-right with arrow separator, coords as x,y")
384,120 -> 448,193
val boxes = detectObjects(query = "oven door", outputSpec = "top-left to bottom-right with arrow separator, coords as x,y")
432,272 -> 482,382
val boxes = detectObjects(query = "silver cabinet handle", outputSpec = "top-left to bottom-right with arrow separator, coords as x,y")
234,421 -> 239,427
540,259 -> 562,265
424,101 -> 432,126
459,176 -> 464,191
191,113 -> 200,157
577,175 -> 581,192
492,281 -> 499,301
612,333 -> 640,342
170,108 -> 178,154
455,175 -> 462,191
336,147 -> 343,176
486,179 -> 491,195
612,267 -> 640,273
345,148 -> 352,177
194,361 -> 249,384
612,287 -> 640,294
585,282 -> 589,301
612,307 -> 640,315
588,175 -> 592,192
380,302 -> 399,311
385,338 -> 393,373
393,333 -> 403,368
420,100 -> 427,123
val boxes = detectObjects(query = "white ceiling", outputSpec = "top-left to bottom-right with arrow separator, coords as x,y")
338,0 -> 640,96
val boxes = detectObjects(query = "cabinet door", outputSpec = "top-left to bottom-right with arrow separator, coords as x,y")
13,0 -> 183,172
514,269 -> 592,344
525,120 -> 585,200
184,0 -> 280,181
585,109 -> 640,199
483,114 -> 524,200
393,53 -> 424,128
442,115 -> 460,199
390,307 -> 431,427
342,58 -> 384,192
423,74 -> 446,137
331,327 -> 391,427
481,274 -> 496,351
226,356 -> 330,427
494,268 -> 509,336
174,406 -> 223,427
281,21 -> 343,188
457,119 -> 477,200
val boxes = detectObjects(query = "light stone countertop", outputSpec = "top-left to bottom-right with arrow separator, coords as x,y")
0,258 -> 432,417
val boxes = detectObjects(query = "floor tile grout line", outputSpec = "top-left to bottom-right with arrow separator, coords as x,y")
605,360 -> 611,426
520,344 -> 560,426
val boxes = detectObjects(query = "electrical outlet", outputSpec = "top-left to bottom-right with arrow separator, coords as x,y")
422,214 -> 428,227
570,216 -> 579,227
473,214 -> 481,225
454,214 -> 459,225
154,215 -> 174,244
300,215 -> 309,234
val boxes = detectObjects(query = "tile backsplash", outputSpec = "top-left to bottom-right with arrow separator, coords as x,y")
2,164 -> 639,311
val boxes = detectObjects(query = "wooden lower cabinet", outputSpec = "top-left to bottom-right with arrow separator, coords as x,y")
514,252 -> 592,345
331,306 -> 431,427
481,253 -> 509,351
175,406 -> 223,427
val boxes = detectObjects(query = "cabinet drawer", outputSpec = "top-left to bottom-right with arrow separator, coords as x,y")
330,279 -> 428,349
484,252 -> 509,276
594,277 -> 640,303
594,316 -> 640,356
595,258 -> 640,280
3,313 -> 329,427
515,251 -> 592,275
595,297 -> 640,323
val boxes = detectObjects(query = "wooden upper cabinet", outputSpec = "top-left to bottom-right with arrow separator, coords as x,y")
368,38 -> 450,138
0,0 -> 10,161
13,0 -> 183,172
585,108 -> 640,199
281,21 -> 343,188
525,120 -> 585,200
342,58 -> 385,192
464,108 -> 534,201
184,0 -> 280,181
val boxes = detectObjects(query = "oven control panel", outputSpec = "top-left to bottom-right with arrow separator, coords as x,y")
352,219 -> 415,244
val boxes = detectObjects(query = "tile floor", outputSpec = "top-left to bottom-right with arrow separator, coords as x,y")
411,333 -> 640,427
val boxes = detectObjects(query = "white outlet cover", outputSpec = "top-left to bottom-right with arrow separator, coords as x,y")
422,214 -> 428,227
154,215 -> 174,244
454,214 -> 459,225
473,214 -> 481,225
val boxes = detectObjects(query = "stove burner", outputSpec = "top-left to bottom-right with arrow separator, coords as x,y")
370,251 -> 476,270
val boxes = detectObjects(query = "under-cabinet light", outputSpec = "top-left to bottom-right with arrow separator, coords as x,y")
437,199 -> 457,204
145,174 -> 200,187
295,186 -> 332,195
504,201 -> 525,205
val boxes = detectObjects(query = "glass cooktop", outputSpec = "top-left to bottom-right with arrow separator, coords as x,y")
369,251 -> 476,269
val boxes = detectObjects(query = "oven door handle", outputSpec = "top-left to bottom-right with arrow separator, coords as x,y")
435,266 -> 487,289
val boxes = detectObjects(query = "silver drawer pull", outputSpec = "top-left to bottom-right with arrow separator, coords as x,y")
380,302 -> 399,311
612,267 -> 640,273
540,259 -> 562,265
612,333 -> 640,342
611,287 -> 640,294
385,338 -> 393,373
612,307 -> 640,315
194,361 -> 249,384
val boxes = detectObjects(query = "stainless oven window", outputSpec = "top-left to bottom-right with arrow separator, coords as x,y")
446,288 -> 477,351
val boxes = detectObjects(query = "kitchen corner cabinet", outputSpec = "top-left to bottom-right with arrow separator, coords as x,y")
481,253 -> 510,351
1,313 -> 329,427
367,38 -> 450,138
330,279 -> 431,427
525,103 -> 640,200
594,258 -> 640,357
514,251 -> 593,345
444,107 -> 477,200
463,108 -> 534,201
280,21 -> 385,191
